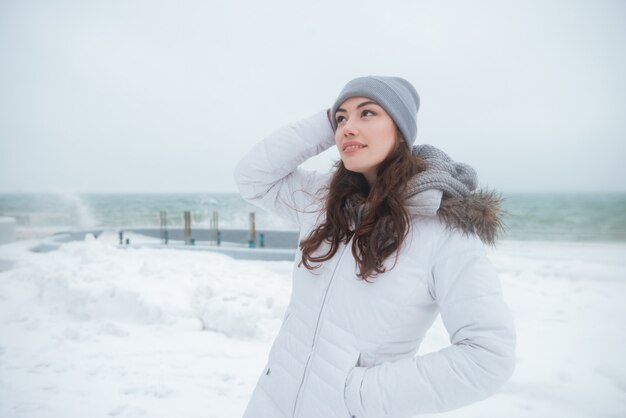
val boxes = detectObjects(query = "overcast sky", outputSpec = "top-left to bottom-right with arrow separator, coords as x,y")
1,0 -> 625,193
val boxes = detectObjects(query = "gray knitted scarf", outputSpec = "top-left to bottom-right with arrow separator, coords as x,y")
408,144 -> 477,198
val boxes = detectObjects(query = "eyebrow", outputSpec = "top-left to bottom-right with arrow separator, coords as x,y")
335,100 -> 380,113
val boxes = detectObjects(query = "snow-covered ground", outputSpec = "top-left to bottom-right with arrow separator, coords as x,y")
0,232 -> 625,418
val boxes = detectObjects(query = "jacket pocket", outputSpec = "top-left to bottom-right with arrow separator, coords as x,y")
288,346 -> 361,417
343,350 -> 362,418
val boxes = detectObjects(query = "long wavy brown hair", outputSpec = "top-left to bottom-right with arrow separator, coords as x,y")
298,128 -> 427,281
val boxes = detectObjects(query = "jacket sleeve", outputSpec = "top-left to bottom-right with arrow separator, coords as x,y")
344,232 -> 517,417
233,110 -> 336,227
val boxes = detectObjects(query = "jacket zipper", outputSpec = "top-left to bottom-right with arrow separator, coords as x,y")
292,240 -> 351,418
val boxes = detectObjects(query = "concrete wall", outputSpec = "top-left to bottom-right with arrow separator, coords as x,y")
121,227 -> 299,249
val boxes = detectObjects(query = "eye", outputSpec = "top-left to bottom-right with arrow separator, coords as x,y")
336,115 -> 346,124
362,109 -> 375,117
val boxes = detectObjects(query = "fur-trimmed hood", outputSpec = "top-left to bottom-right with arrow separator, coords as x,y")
434,189 -> 507,246
404,188 -> 507,246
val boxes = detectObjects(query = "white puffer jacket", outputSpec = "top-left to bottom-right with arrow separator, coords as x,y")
234,110 -> 516,418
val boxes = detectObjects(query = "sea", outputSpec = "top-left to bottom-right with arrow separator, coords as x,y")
0,192 -> 625,242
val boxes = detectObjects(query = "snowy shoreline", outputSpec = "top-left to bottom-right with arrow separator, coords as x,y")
1,233 -> 625,417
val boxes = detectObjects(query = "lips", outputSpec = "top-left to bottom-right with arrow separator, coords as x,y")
342,141 -> 367,153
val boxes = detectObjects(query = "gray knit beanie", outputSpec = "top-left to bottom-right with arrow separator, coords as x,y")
330,75 -> 420,148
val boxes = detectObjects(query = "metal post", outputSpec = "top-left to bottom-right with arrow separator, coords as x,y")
249,212 -> 256,248
160,211 -> 168,245
184,210 -> 191,245
210,211 -> 219,246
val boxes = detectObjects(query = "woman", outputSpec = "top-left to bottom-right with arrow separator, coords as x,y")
234,75 -> 516,418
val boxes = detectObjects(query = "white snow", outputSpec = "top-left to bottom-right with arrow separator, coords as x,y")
0,233 -> 625,418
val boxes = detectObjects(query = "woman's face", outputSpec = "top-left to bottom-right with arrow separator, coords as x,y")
334,96 -> 399,186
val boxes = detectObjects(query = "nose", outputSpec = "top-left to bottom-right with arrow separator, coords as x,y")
341,119 -> 358,136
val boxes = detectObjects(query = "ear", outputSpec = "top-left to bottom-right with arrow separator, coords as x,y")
395,126 -> 405,143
